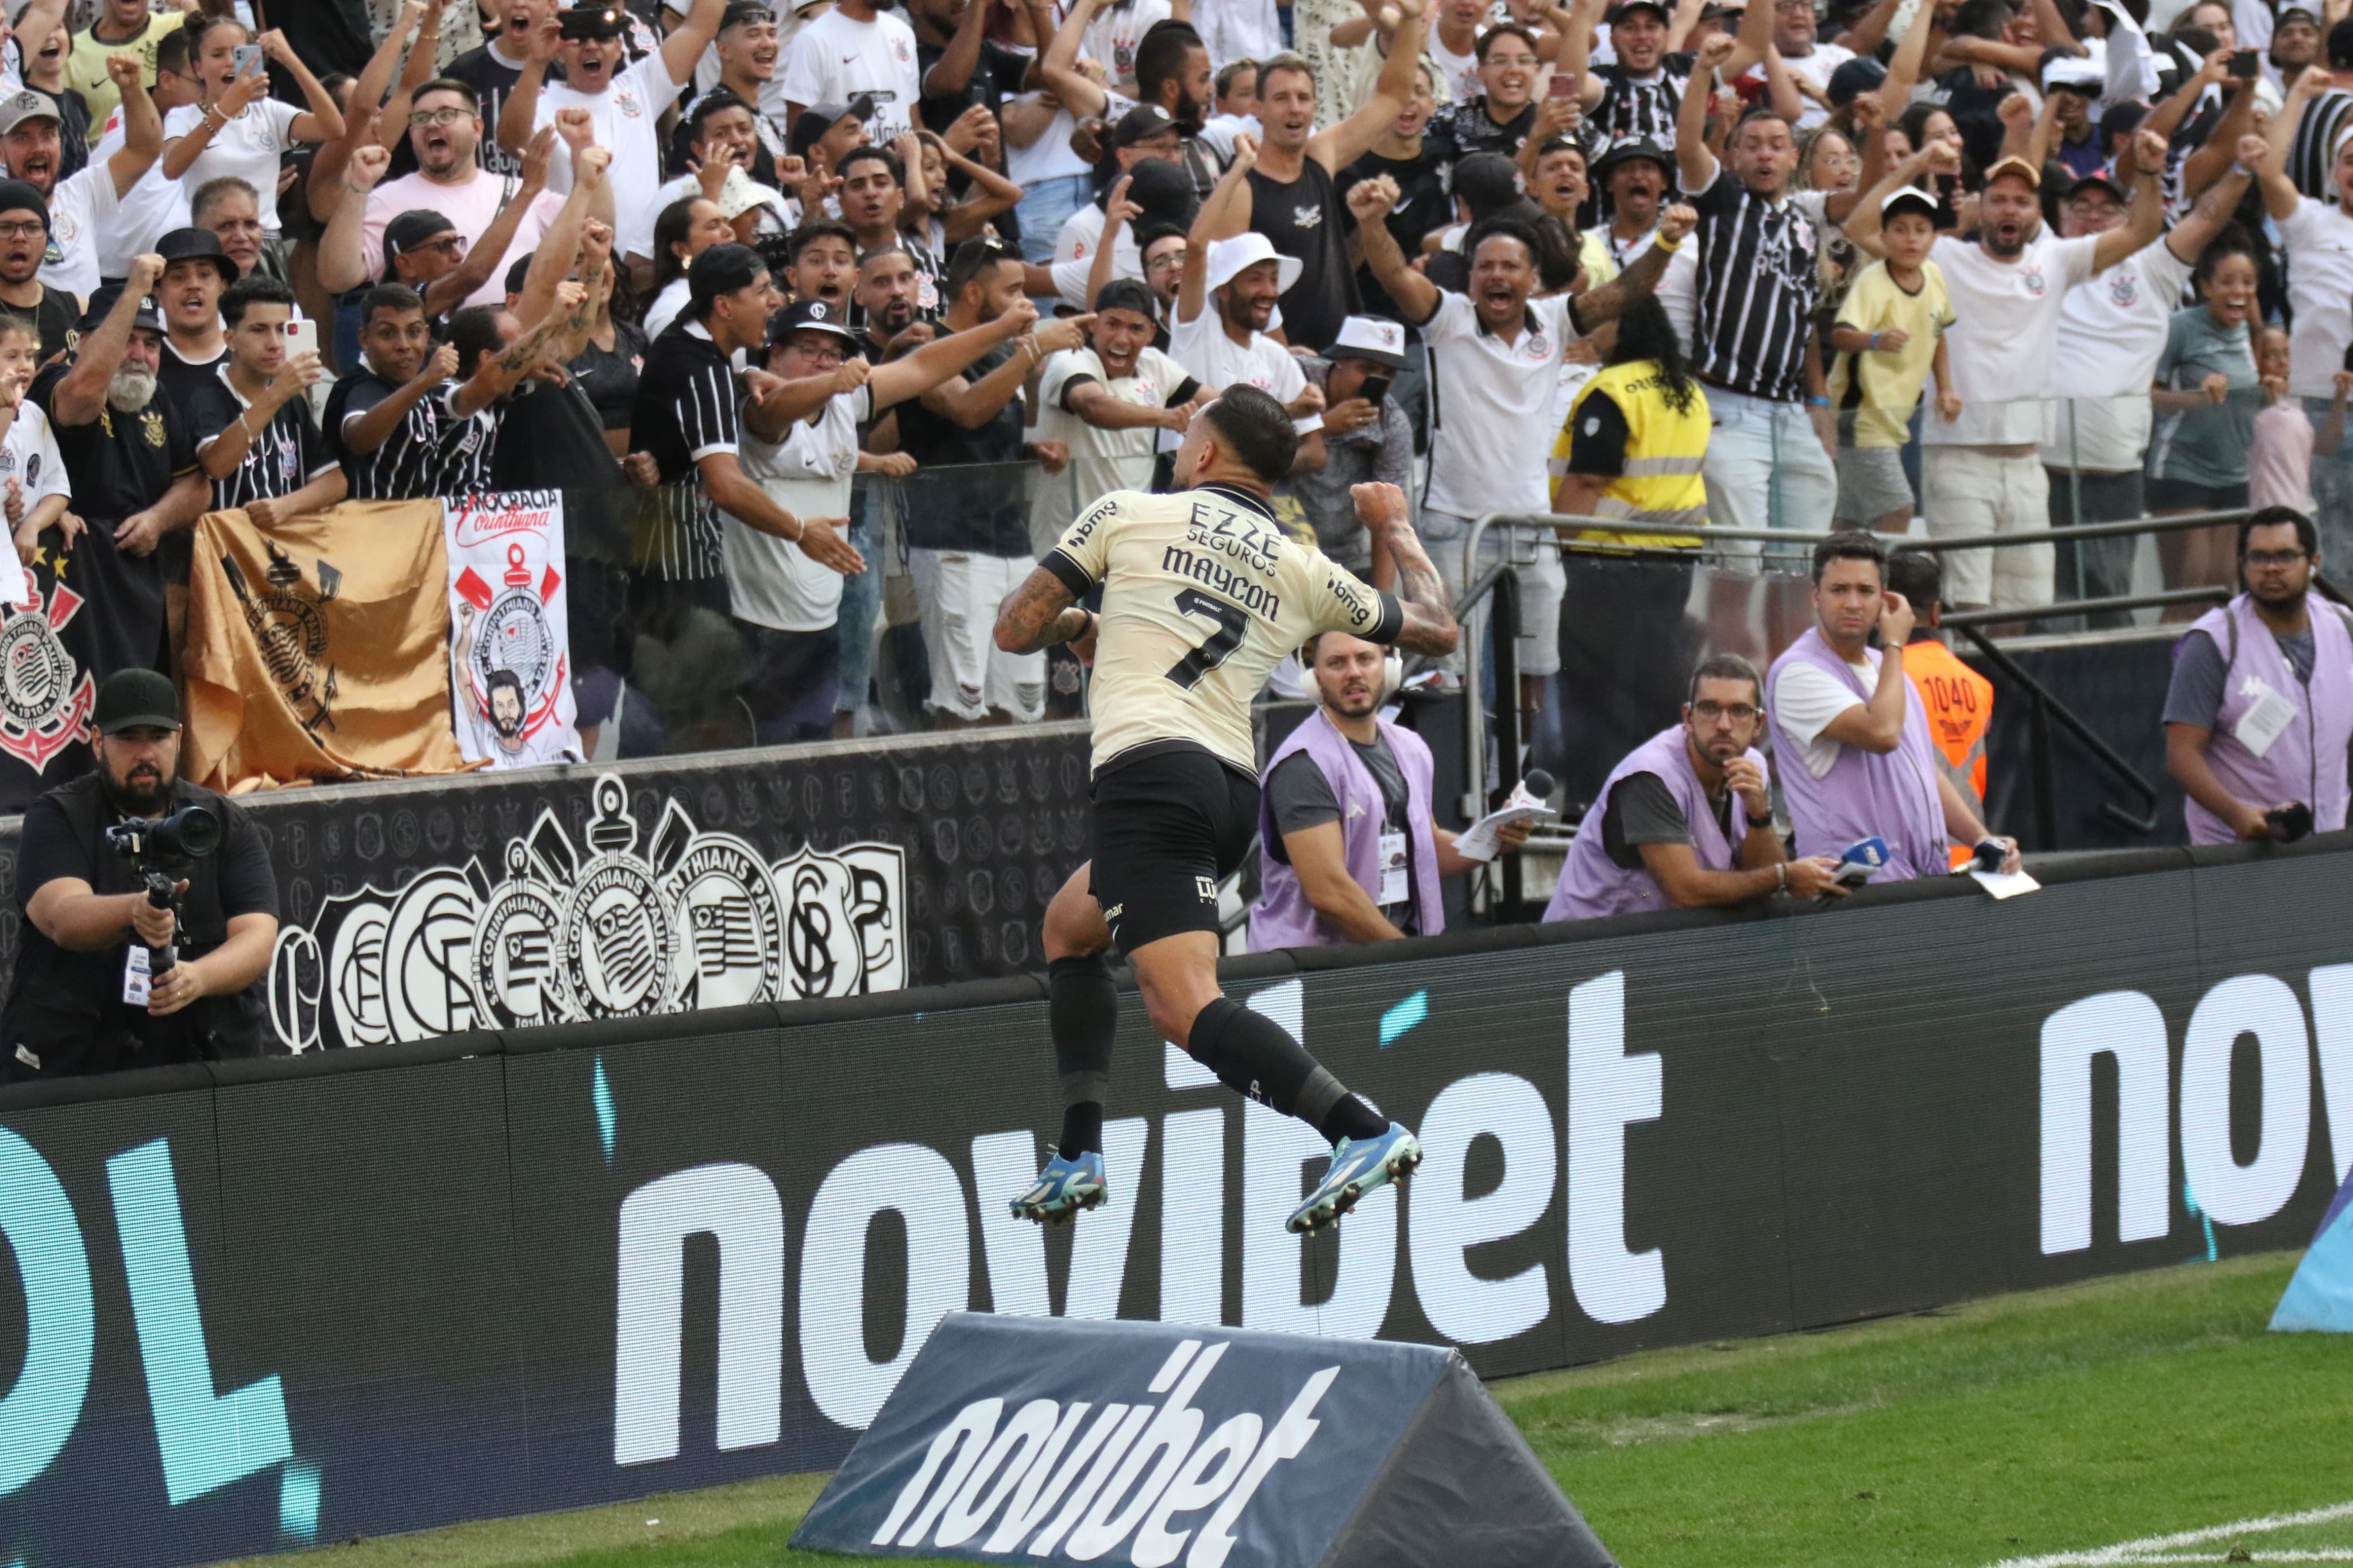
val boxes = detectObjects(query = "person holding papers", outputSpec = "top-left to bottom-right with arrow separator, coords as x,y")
1249,629 -> 1530,949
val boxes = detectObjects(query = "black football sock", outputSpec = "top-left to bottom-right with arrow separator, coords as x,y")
1049,953 -> 1117,1156
1187,996 -> 1374,1144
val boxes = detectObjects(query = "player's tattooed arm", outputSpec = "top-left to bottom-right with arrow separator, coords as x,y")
1353,484 -> 1458,657
994,566 -> 1096,654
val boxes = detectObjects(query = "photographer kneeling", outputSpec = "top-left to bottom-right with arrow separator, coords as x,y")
2,671 -> 278,1083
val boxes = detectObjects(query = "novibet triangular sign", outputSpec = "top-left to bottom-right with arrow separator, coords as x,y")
2271,1168 -> 2353,1332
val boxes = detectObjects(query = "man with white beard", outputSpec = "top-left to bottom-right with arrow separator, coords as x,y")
30,255 -> 208,681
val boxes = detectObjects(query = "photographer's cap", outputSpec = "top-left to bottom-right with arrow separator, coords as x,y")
94,669 -> 180,735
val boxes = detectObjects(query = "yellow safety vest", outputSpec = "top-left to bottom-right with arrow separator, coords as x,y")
1549,360 -> 1709,550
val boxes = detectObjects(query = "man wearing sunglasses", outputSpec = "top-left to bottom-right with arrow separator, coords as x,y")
2165,507 -> 2353,843
1547,653 -> 1850,920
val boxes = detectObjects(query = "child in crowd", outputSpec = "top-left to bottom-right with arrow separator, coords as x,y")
2248,323 -> 2347,517
1826,186 -> 1957,532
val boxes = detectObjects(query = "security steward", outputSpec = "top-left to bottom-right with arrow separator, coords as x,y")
1249,629 -> 1529,947
1887,549 -> 1993,868
0,670 -> 279,1083
1548,291 -> 1708,546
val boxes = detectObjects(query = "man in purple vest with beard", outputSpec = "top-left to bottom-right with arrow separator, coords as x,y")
1250,629 -> 1529,947
2165,507 -> 2353,844
1546,653 -> 1847,920
1766,532 -> 2023,880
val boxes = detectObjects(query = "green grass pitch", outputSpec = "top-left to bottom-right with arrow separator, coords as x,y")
209,1250 -> 2353,1568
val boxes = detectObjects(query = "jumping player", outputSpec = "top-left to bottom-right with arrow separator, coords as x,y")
992,384 -> 1459,1235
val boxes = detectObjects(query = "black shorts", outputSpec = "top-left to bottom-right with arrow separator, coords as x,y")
1089,747 -> 1260,956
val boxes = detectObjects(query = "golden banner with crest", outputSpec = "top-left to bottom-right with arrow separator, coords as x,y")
184,500 -> 473,791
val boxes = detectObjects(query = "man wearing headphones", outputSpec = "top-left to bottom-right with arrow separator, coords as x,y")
1248,628 -> 1528,948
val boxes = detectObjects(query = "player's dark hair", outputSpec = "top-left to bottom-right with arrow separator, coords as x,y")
1607,293 -> 1696,416
1136,22 -> 1205,105
1885,549 -> 1943,619
359,283 -> 426,327
2239,505 -> 2319,557
449,304 -> 510,376
1201,384 -> 1299,485
220,274 -> 294,329
1687,652 -> 1762,706
787,219 -> 857,264
1811,529 -> 1887,584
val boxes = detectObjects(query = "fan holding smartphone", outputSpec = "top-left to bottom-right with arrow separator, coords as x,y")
1278,315 -> 1414,577
160,21 -> 345,241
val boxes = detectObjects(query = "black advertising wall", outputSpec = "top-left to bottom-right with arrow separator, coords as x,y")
0,724 -> 1097,1050
3,839 -> 2351,1566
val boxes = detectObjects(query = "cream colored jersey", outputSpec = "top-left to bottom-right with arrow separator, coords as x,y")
1044,482 -> 1405,777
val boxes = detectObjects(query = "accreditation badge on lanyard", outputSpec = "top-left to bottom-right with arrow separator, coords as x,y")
122,945 -> 153,1006
2232,674 -> 2299,760
1378,828 -> 1410,906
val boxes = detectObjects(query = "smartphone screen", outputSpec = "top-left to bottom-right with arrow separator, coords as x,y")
2229,48 -> 2259,77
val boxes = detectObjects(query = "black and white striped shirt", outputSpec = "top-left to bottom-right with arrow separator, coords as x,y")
626,317 -> 738,580
435,397 -> 503,500
1685,166 -> 1820,404
1585,56 -> 1694,154
323,366 -> 450,500
2290,88 -> 2353,201
186,365 -> 337,512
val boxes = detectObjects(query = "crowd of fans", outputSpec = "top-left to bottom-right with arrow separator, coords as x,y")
1,0 -> 2346,765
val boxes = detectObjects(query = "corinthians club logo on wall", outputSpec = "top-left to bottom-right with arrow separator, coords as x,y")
266,774 -> 906,1052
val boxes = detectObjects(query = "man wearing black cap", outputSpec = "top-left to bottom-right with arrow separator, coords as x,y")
1029,276 -> 1200,548
0,177 -> 72,361
2271,5 -> 2321,93
152,224 -> 234,420
0,667 -> 279,1083
0,56 -> 163,299
1589,135 -> 1673,276
1033,115 -> 1194,308
33,256 -> 206,680
502,0 -> 727,280
786,98 -> 874,173
632,242 -> 865,602
734,293 -> 1044,737
1563,0 -> 1698,150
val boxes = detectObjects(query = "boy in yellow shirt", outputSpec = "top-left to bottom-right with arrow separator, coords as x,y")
1827,187 -> 1958,532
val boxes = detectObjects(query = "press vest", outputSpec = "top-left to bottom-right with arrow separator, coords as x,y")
1767,627 -> 1950,880
1901,637 -> 1992,870
1544,725 -> 1764,921
1249,709 -> 1444,949
2177,594 -> 2353,845
1550,359 -> 1709,548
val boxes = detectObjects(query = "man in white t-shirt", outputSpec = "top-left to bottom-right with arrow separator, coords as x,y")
1773,0 -> 1853,129
2040,153 -> 2255,621
0,61 -> 157,298
779,0 -> 922,144
732,294 -> 1051,737
350,79 -> 581,309
1849,140 -> 2164,611
1170,148 -> 1323,440
1030,278 -> 1201,550
1352,166 -> 1689,717
2259,72 -> 2353,566
500,0 -> 724,276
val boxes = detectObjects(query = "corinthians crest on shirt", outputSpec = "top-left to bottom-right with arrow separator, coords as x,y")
0,578 -> 94,774
264,773 -> 910,1051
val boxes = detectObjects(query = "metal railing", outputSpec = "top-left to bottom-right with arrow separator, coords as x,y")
1446,504 -> 2295,875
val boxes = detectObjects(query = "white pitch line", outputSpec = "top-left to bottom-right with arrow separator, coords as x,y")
1984,1501 -> 2353,1567
2125,1555 -> 2353,1564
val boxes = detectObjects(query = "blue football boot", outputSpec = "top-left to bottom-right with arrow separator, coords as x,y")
1009,1148 -> 1107,1225
1287,1122 -> 1421,1235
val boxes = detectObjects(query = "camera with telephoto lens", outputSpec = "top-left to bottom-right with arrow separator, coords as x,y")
105,806 -> 221,978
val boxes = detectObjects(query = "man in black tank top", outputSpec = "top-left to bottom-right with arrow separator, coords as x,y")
1222,2 -> 1432,352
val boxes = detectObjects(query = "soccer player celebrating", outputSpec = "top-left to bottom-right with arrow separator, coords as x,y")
993,385 -> 1457,1235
